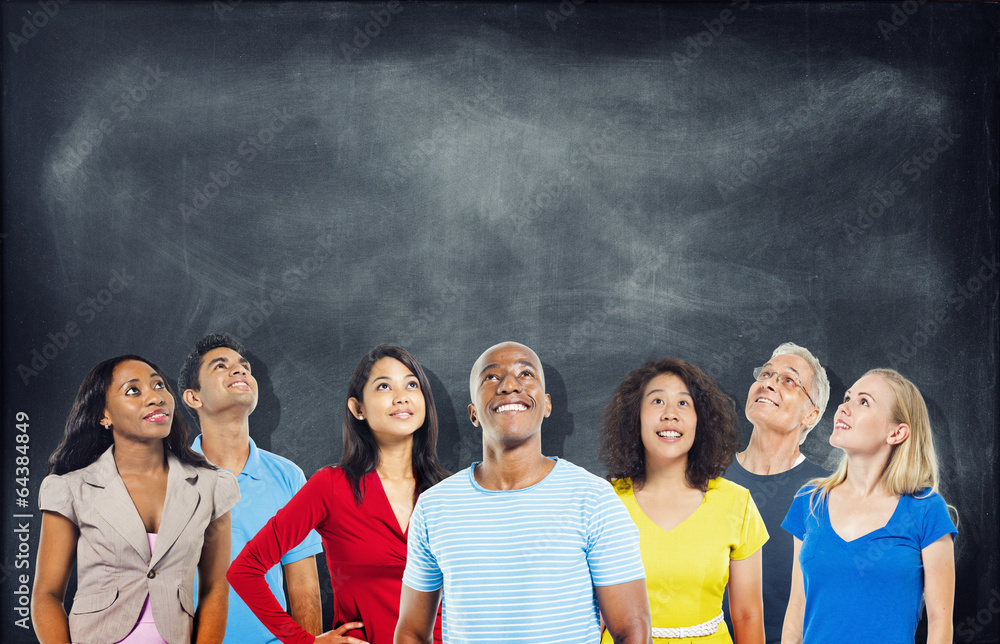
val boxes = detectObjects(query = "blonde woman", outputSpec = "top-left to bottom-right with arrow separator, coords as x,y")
781,369 -> 956,644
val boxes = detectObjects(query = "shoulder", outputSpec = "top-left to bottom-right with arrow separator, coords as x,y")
706,477 -> 755,510
39,471 -> 77,501
795,457 -> 831,479
551,459 -> 613,491
418,467 -> 473,501
610,477 -> 633,497
256,447 -> 309,479
904,488 -> 950,514
709,476 -> 749,496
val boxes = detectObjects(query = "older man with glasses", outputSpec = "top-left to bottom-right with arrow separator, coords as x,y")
722,342 -> 830,644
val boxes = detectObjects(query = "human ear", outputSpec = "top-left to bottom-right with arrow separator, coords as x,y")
887,423 -> 910,446
347,397 -> 365,420
543,393 -> 552,418
801,405 -> 820,430
468,403 -> 480,427
182,388 -> 202,411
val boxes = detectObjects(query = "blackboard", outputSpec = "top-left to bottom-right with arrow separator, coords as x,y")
2,1 -> 997,642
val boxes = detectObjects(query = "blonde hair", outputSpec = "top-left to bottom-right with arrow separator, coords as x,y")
808,368 -> 940,508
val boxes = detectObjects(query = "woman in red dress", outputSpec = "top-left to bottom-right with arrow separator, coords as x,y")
228,345 -> 448,644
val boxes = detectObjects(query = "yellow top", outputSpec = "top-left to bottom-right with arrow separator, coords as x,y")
601,477 -> 768,643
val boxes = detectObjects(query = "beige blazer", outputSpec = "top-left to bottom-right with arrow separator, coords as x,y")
39,446 -> 239,644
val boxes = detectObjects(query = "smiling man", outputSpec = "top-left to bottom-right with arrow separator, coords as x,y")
721,342 -> 830,644
178,333 -> 323,644
395,341 -> 652,644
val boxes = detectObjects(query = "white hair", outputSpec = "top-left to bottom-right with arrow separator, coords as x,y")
770,342 -> 830,443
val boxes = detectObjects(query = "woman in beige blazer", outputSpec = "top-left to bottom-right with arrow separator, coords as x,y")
32,355 -> 240,644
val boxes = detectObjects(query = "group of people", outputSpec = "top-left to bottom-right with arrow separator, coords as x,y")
31,335 -> 957,644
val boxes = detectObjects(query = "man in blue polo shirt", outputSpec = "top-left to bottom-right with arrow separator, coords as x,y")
180,333 -> 323,643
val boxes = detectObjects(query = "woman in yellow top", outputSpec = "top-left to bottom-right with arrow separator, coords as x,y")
600,358 -> 768,643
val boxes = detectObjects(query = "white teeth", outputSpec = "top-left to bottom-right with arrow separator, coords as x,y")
656,430 -> 681,438
495,403 -> 528,413
756,398 -> 778,406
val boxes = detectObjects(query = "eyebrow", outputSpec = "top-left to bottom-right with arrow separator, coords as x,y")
118,378 -> 141,391
371,372 -> 416,383
845,389 -> 876,402
479,360 -> 537,379
645,388 -> 692,397
117,375 -> 162,391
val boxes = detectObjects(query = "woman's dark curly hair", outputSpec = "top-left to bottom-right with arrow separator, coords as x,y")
600,358 -> 738,492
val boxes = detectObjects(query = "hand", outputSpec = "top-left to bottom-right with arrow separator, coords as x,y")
314,622 -> 368,644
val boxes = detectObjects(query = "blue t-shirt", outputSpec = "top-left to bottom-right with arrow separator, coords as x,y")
193,435 -> 323,644
403,458 -> 646,643
781,486 -> 957,644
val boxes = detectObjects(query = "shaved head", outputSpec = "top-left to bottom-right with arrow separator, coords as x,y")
469,341 -> 545,401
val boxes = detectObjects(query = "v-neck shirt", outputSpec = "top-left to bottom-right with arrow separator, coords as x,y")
602,477 -> 768,643
228,466 -> 442,644
782,486 -> 957,643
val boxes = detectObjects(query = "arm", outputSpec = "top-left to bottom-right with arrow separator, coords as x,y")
31,511 -> 78,644
193,512 -> 232,644
283,556 -> 322,636
780,537 -> 805,644
922,534 -> 955,644
595,579 -> 652,644
727,549 -> 764,644
393,584 -> 441,644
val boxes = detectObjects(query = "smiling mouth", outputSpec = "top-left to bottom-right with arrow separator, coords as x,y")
144,411 -> 169,422
656,429 -> 681,438
835,420 -> 851,431
390,410 -> 413,418
228,380 -> 251,390
494,402 -> 528,414
754,397 -> 778,406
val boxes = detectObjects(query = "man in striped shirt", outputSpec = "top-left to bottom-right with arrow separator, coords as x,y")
395,341 -> 652,644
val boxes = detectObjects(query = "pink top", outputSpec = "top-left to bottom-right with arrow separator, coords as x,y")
115,534 -> 167,644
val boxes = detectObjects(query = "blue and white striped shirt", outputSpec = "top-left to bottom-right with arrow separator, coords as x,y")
403,458 -> 645,643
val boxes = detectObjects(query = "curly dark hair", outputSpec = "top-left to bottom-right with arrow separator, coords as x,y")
600,358 -> 738,492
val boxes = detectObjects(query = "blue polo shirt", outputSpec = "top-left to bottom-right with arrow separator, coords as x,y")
193,435 -> 323,644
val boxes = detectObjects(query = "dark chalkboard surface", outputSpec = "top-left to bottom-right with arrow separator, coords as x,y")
3,2 -> 997,642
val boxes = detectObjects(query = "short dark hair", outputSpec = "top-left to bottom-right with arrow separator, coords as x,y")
339,344 -> 449,505
49,355 -> 213,475
177,333 -> 247,420
600,358 -> 738,492
178,333 -> 247,394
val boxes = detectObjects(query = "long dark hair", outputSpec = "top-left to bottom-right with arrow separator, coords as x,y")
600,358 -> 738,492
339,344 -> 448,505
48,355 -> 213,475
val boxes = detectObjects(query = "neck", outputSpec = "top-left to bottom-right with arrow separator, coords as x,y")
113,439 -> 168,475
841,451 -> 892,498
198,414 -> 251,474
738,424 -> 804,475
375,434 -> 414,480
477,439 -> 553,491
641,456 -> 691,492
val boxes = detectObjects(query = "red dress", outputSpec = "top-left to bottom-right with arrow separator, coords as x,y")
228,467 -> 443,644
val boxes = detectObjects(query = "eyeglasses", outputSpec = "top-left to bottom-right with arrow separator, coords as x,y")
753,366 -> 817,408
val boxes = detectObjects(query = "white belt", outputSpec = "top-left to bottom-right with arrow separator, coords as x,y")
651,611 -> 725,639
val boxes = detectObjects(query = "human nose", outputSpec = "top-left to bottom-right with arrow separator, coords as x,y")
231,362 -> 248,376
394,388 -> 410,404
145,387 -> 166,406
660,402 -> 679,420
497,372 -> 521,394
